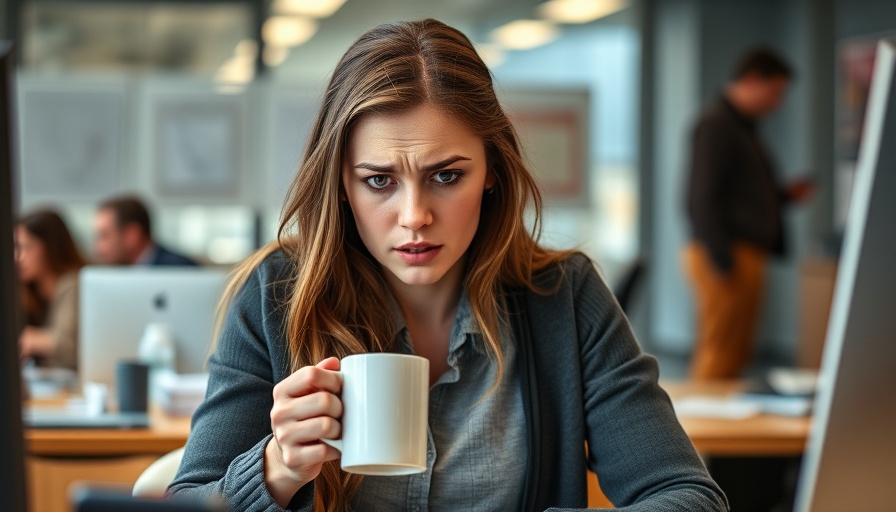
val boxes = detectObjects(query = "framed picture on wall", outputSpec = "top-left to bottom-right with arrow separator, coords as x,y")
152,94 -> 244,197
499,88 -> 590,207
18,78 -> 126,199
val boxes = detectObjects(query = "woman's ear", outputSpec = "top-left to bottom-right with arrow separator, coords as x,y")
484,171 -> 496,192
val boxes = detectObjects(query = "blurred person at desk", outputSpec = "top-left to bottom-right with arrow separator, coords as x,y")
15,209 -> 85,370
169,19 -> 727,511
93,194 -> 199,266
684,46 -> 813,380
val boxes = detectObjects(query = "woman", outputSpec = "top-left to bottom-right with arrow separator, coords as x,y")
15,209 -> 85,371
170,19 -> 727,511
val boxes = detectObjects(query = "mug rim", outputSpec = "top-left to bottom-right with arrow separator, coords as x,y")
341,353 -> 427,363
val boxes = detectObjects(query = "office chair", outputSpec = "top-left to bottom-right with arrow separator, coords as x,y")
132,446 -> 185,497
613,259 -> 646,314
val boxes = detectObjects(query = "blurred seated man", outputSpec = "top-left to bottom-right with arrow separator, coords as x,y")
93,195 -> 199,266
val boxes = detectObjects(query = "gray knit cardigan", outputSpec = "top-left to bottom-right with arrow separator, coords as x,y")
169,250 -> 728,511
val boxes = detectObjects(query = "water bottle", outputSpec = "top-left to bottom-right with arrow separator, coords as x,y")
137,322 -> 176,403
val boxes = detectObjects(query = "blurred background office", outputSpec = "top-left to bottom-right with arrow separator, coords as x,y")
5,2 -> 895,511
3,0 -> 895,377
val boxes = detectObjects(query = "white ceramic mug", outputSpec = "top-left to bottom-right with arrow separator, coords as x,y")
321,353 -> 429,475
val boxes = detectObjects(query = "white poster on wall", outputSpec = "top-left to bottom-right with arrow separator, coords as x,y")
20,84 -> 125,198
155,99 -> 241,194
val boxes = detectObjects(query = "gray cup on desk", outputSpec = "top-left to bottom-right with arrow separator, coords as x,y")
116,361 -> 149,413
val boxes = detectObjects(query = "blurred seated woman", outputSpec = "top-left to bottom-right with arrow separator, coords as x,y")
15,209 -> 85,371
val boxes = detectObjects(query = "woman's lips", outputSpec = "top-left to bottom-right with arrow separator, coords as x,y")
395,243 -> 442,264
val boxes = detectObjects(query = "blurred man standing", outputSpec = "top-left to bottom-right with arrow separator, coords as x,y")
93,195 -> 198,266
684,47 -> 811,380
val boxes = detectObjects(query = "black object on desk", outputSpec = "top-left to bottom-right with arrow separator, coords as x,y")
72,487 -> 227,512
117,361 -> 150,413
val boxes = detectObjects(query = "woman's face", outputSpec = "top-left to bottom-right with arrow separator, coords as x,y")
14,226 -> 48,283
342,102 -> 494,288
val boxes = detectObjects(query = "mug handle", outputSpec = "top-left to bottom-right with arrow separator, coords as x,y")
319,370 -> 344,452
320,438 -> 343,452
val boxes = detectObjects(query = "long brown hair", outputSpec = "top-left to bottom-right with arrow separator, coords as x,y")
16,209 -> 85,325
220,19 -> 571,510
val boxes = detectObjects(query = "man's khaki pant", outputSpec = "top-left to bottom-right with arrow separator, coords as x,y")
683,242 -> 768,380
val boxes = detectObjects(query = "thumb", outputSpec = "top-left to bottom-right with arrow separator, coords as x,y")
316,356 -> 341,371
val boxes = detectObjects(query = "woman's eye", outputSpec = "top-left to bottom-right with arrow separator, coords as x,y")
364,175 -> 393,189
432,171 -> 461,185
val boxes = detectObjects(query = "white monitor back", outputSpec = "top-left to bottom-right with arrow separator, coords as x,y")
79,266 -> 229,391
794,40 -> 896,511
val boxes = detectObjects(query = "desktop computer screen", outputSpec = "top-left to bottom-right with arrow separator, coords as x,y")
79,266 -> 229,391
794,39 -> 896,511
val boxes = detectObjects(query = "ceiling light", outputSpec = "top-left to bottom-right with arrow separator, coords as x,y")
234,39 -> 259,59
537,0 -> 628,24
490,20 -> 559,51
475,43 -> 507,69
262,16 -> 317,48
215,56 -> 255,84
272,0 -> 347,18
263,45 -> 291,67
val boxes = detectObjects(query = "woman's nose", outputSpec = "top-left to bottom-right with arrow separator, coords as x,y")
398,188 -> 433,230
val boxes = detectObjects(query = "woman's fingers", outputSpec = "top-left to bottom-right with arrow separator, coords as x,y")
274,415 -> 342,447
272,416 -> 342,473
271,390 -> 343,424
273,359 -> 342,399
268,360 -> 345,477
279,441 -> 341,471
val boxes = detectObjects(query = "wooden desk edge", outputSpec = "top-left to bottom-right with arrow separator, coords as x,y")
26,433 -> 189,456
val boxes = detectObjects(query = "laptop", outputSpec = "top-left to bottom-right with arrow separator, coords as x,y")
23,407 -> 149,429
78,266 -> 229,392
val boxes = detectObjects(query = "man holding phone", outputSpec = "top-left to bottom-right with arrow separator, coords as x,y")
683,46 -> 813,380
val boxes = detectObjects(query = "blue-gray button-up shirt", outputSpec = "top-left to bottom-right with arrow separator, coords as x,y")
352,290 -> 527,511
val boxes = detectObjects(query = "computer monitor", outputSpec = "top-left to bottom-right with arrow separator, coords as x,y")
0,41 -> 28,512
794,39 -> 896,511
79,266 -> 228,391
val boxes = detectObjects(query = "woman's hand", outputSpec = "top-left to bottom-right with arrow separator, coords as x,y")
264,357 -> 343,507
19,326 -> 53,359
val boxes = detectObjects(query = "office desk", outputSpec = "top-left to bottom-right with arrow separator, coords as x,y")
662,380 -> 811,456
24,405 -> 190,512
587,380 -> 811,507
26,381 -> 809,511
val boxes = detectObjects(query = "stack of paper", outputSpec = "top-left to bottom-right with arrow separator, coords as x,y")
733,392 -> 812,416
156,372 -> 209,416
673,393 -> 812,419
672,397 -> 762,419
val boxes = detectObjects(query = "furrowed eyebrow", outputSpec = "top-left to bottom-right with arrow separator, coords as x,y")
354,162 -> 395,172
353,155 -> 472,173
421,155 -> 471,172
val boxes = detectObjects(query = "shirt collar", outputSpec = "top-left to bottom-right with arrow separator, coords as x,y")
387,287 -> 485,357
721,93 -> 758,132
135,243 -> 158,265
